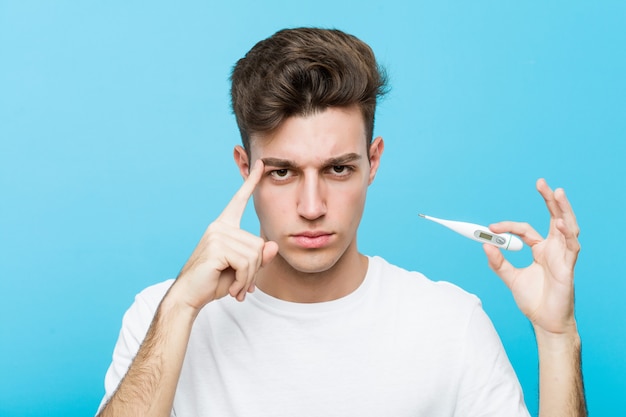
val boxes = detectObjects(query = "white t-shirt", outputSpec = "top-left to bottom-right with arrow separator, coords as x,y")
99,256 -> 530,417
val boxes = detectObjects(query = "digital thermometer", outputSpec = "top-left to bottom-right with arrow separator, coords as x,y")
418,213 -> 523,251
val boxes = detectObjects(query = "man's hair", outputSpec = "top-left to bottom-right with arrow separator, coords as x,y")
230,27 -> 388,154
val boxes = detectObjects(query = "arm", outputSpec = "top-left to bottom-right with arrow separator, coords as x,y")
97,160 -> 278,417
97,290 -> 196,417
483,179 -> 587,417
534,325 -> 585,416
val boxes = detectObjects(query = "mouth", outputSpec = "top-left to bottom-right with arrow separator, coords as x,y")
291,232 -> 334,249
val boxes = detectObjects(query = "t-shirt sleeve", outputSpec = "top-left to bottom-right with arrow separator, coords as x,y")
96,280 -> 173,415
454,303 -> 531,417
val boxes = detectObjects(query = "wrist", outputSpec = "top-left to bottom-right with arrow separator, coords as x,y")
160,281 -> 203,323
533,322 -> 581,353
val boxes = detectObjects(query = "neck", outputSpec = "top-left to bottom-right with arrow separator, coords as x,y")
255,246 -> 368,303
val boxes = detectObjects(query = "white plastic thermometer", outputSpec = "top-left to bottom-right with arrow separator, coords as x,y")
419,213 -> 524,251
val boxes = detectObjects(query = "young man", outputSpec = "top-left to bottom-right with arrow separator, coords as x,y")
97,28 -> 586,416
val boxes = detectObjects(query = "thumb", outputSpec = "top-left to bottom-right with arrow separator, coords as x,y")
261,241 -> 279,267
483,243 -> 516,289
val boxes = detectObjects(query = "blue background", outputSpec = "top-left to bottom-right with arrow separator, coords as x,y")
1,1 -> 624,416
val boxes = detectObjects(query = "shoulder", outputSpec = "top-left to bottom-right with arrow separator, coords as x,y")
135,279 -> 175,305
367,255 -> 481,313
121,279 -> 175,328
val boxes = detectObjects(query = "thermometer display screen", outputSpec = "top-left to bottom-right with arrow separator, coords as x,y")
478,232 -> 493,241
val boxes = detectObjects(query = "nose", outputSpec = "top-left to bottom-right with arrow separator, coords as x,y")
296,172 -> 327,220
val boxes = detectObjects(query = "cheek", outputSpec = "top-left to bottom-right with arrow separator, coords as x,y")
337,185 -> 365,203
253,185 -> 288,221
330,181 -> 368,213
253,188 -> 269,218
336,173 -> 369,198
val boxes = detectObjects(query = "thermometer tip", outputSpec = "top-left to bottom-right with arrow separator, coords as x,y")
418,213 -> 425,218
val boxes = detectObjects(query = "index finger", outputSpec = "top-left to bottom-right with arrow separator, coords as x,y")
217,159 -> 264,227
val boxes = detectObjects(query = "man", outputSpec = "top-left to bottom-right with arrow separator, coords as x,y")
97,28 -> 586,416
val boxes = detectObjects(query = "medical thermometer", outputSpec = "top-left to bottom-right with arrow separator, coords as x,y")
418,214 -> 523,251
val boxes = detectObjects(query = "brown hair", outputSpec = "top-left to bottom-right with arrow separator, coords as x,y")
230,27 -> 388,153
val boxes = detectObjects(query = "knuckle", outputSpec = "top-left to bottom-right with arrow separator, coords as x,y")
205,222 -> 223,236
246,249 -> 262,271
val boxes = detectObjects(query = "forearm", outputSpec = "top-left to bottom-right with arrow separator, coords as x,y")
536,325 -> 587,417
97,287 -> 198,417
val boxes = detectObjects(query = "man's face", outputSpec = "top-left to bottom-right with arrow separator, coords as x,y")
236,106 -> 383,276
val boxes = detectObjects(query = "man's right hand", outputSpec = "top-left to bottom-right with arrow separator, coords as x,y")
170,159 -> 279,312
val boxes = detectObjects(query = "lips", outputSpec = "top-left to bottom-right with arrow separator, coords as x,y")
291,232 -> 333,249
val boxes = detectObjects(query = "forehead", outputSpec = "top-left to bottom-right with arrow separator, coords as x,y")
249,106 -> 368,163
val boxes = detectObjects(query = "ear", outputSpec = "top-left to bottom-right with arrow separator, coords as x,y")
233,145 -> 251,179
367,137 -> 384,185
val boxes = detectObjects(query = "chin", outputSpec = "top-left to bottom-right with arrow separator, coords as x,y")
278,250 -> 343,275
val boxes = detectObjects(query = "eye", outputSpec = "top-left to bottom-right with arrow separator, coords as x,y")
329,165 -> 353,177
269,169 -> 293,181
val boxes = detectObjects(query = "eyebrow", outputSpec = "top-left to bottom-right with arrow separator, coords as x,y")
261,153 -> 363,169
